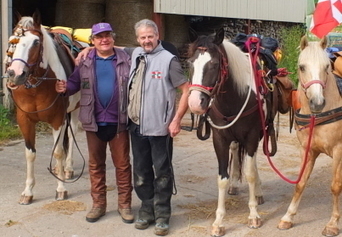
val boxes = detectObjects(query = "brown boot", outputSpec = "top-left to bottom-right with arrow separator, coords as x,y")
109,131 -> 134,222
118,208 -> 134,223
86,131 -> 108,222
86,207 -> 106,223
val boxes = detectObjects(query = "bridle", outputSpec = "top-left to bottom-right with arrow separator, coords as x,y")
189,44 -> 254,130
189,45 -> 228,97
6,26 -> 53,89
5,26 -> 62,114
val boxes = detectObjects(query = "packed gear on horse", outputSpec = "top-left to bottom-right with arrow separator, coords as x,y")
231,33 -> 294,156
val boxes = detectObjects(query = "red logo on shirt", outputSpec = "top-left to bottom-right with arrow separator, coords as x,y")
152,71 -> 162,79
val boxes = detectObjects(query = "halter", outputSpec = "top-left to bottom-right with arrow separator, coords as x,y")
5,26 -> 51,89
301,79 -> 326,91
189,45 -> 228,97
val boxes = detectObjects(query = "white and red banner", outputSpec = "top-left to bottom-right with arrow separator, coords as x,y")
310,0 -> 342,38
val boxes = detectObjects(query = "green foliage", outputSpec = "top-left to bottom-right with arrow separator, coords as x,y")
278,24 -> 306,87
0,105 -> 21,143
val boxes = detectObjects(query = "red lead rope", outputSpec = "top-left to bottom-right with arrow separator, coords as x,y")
245,37 -> 312,184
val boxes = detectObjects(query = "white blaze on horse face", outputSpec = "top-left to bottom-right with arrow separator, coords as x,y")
8,32 -> 38,78
302,62 -> 326,111
188,52 -> 212,115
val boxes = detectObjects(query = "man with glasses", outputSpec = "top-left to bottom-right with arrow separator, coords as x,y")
55,22 -> 134,224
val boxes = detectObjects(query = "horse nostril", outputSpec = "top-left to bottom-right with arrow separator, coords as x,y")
7,69 -> 15,77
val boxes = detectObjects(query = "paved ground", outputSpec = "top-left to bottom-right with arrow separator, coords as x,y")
0,113 -> 336,237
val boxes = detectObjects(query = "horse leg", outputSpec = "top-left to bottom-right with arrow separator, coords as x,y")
64,109 -> 79,180
278,151 -> 318,230
212,175 -> 229,237
253,151 -> 264,205
18,118 -> 36,205
52,127 -> 68,200
322,153 -> 342,236
244,152 -> 262,228
211,133 -> 230,237
228,141 -> 240,195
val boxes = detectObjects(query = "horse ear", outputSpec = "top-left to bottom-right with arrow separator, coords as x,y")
320,36 -> 328,49
213,28 -> 224,46
13,11 -> 22,25
300,35 -> 309,51
32,9 -> 42,26
188,28 -> 198,42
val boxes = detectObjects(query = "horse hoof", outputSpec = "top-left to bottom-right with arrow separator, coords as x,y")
211,226 -> 225,237
65,171 -> 74,180
19,195 -> 33,205
228,187 -> 239,195
248,218 -> 262,228
55,191 -> 68,201
256,195 -> 264,205
322,226 -> 339,236
277,220 -> 293,230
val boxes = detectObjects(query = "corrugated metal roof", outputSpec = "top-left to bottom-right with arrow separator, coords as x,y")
154,0 -> 309,23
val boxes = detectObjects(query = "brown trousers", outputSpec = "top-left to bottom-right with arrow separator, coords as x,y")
86,130 -> 132,209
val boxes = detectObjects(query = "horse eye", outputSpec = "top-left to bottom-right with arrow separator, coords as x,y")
33,39 -> 40,46
299,65 -> 305,72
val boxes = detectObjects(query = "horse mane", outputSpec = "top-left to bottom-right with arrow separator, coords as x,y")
222,39 -> 252,96
16,16 -> 67,80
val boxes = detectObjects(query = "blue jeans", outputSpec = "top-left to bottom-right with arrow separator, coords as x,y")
129,123 -> 173,224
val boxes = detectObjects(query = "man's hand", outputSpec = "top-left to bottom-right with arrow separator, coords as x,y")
75,47 -> 93,65
56,80 -> 67,93
168,119 -> 181,138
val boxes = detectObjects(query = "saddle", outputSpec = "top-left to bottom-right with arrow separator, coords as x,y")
49,28 -> 85,78
331,51 -> 342,96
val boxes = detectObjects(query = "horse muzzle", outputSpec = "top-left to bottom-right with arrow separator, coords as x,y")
6,69 -> 27,86
188,90 -> 210,115
309,96 -> 325,114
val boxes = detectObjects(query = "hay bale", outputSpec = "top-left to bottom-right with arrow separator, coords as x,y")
105,0 -> 153,46
55,0 -> 105,28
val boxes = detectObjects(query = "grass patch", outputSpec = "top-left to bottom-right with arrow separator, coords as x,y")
0,105 -> 22,145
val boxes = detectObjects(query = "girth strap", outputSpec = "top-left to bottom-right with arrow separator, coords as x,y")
295,106 -> 342,127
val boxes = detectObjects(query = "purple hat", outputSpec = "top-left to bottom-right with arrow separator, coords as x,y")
91,22 -> 113,35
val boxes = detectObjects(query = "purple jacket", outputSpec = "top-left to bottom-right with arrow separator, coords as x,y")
67,47 -> 131,132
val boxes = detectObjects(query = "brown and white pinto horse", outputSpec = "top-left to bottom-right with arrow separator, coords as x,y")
278,36 -> 342,236
187,28 -> 265,236
4,12 -> 80,204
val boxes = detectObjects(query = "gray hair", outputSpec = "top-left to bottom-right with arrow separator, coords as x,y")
134,19 -> 159,36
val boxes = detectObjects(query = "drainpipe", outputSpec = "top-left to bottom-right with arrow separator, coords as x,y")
1,0 -> 13,108
152,12 -> 164,40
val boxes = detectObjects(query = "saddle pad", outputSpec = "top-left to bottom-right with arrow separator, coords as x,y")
335,74 -> 342,96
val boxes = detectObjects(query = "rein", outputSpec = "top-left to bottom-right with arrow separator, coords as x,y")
245,36 -> 308,184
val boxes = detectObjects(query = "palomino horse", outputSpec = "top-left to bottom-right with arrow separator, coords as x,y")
188,28 -> 268,236
4,12 -> 80,204
278,36 -> 342,236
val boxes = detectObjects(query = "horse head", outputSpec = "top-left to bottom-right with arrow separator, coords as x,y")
5,11 -> 45,88
298,36 -> 329,113
187,28 -> 226,115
